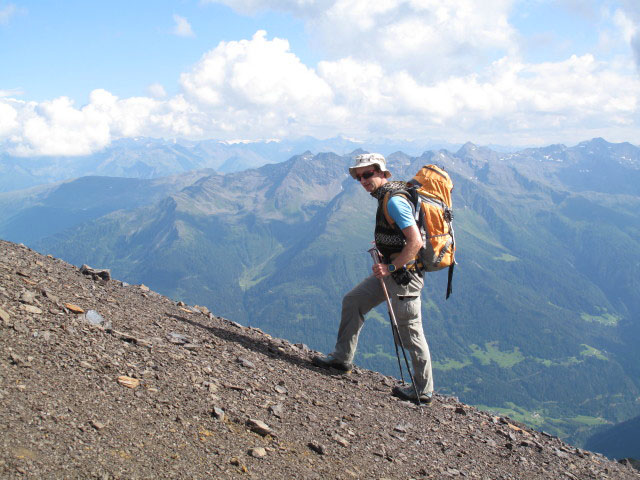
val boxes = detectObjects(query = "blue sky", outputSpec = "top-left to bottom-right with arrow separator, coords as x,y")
1,0 -> 639,156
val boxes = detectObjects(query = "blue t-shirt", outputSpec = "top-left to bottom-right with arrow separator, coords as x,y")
387,195 -> 415,230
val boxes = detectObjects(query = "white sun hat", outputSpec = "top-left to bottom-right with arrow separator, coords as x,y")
348,153 -> 392,179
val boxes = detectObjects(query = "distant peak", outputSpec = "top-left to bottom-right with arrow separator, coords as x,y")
577,137 -> 609,148
455,142 -> 499,158
349,148 -> 368,156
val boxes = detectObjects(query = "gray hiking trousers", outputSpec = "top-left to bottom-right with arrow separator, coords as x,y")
331,272 -> 434,395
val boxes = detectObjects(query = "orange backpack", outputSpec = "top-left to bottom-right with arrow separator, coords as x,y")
383,165 -> 456,298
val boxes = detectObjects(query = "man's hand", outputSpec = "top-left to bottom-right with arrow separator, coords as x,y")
372,263 -> 391,279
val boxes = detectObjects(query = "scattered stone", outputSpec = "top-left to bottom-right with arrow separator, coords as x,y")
113,330 -> 137,342
553,447 -> 570,459
139,284 -> 150,292
22,304 -> 42,314
212,406 -> 225,421
246,419 -> 273,437
136,338 -> 153,348
249,447 -> 267,458
117,376 -> 140,389
224,384 -> 246,391
20,290 -> 37,304
9,352 -> 31,367
394,424 -> 409,434
333,435 -> 350,447
42,289 -> 59,303
84,310 -> 110,329
238,357 -> 255,369
64,303 -> 84,314
308,441 -> 326,455
80,265 -> 111,281
167,333 -> 188,345
194,305 -> 210,315
0,307 -> 10,323
90,420 -> 107,431
274,384 -> 288,395
269,404 -> 284,419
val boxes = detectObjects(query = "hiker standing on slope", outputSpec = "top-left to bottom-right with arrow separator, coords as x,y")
312,153 -> 434,404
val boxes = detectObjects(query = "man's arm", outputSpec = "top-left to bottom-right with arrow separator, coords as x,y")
372,224 -> 422,279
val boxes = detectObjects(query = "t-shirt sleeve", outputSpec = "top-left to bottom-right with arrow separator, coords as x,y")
387,195 -> 416,230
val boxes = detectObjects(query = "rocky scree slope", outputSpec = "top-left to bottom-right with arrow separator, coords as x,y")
0,239 -> 637,479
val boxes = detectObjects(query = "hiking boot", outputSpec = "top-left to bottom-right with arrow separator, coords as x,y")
312,354 -> 353,373
392,384 -> 432,404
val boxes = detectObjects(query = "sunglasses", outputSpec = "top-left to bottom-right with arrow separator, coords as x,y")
355,170 -> 377,182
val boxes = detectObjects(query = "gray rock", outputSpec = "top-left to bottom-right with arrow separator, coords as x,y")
246,418 -> 273,436
23,304 -> 43,314
20,290 -> 37,305
308,441 -> 326,455
333,435 -> 350,447
237,357 -> 255,369
269,403 -> 284,418
80,265 -> 111,281
394,424 -> 409,434
249,447 -> 267,458
167,332 -> 189,345
212,406 -> 225,421
84,310 -> 106,326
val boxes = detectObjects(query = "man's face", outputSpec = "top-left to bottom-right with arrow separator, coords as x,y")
354,165 -> 386,193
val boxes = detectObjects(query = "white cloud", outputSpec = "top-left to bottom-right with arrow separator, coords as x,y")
202,0 -> 334,16
2,19 -> 640,156
0,3 -> 17,25
0,88 -> 23,97
172,14 -> 195,37
1,89 -> 205,156
179,30 -> 343,137
148,83 -> 167,98
612,8 -> 637,44
613,2 -> 640,68
0,100 -> 19,137
6,96 -> 112,156
217,0 -> 518,79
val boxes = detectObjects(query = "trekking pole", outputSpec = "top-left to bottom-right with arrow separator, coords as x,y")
368,247 -> 422,406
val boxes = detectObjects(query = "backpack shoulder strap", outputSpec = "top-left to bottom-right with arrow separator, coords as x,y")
382,192 -> 395,226
382,190 -> 414,227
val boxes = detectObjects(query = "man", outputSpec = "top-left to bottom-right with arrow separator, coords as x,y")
312,153 -> 434,404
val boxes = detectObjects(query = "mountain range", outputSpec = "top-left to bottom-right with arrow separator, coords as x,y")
1,137 -> 639,456
0,136 -> 460,193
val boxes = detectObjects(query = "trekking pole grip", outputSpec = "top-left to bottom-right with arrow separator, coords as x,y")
368,247 -> 381,265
